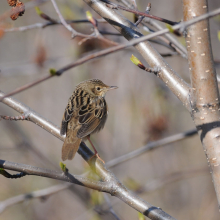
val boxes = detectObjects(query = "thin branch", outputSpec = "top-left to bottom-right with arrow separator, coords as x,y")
0,183 -> 71,214
50,0 -> 78,37
0,114 -> 28,121
103,0 -> 178,25
106,129 -> 197,168
0,92 -> 176,220
103,194 -> 121,220
143,20 -> 188,58
49,0 -> 117,46
0,75 -> 52,101
0,169 -> 26,179
116,0 -> 187,58
4,24 -> 177,51
140,168 -> 208,194
3,19 -> 106,32
135,3 -> 151,26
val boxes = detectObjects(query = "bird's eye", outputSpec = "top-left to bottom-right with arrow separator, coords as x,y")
96,87 -> 101,91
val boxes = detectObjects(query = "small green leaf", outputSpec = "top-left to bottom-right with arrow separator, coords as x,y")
130,55 -> 145,70
50,68 -> 57,76
0,168 -> 4,173
218,31 -> 220,42
166,24 -> 174,33
86,11 -> 93,21
35,7 -> 43,16
0,168 -> 6,176
130,54 -> 141,66
86,11 -> 97,27
59,162 -> 67,172
138,212 -> 145,220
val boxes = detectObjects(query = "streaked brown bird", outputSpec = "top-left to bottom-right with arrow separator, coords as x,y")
60,79 -> 117,162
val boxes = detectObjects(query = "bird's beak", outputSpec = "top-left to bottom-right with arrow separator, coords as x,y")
107,86 -> 118,91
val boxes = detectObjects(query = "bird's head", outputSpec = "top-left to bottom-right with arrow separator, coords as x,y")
80,79 -> 118,97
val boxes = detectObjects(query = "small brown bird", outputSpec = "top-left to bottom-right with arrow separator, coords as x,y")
60,79 -> 117,162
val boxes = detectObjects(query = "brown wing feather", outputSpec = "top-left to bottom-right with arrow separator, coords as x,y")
77,98 -> 108,139
60,97 -> 74,136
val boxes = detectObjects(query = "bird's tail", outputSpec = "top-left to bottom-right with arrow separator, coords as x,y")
62,131 -> 81,161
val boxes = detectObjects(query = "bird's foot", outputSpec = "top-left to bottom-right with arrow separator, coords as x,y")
89,153 -> 105,164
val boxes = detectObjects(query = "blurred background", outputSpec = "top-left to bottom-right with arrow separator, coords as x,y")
0,0 -> 220,219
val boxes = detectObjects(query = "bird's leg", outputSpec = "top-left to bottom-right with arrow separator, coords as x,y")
87,136 -> 105,164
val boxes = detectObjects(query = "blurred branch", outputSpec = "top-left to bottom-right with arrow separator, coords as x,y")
135,3 -> 151,26
4,25 -> 176,51
140,168 -> 208,194
50,0 -> 78,37
117,0 -> 187,58
0,181 -> 121,220
0,91 -> 176,220
103,0 -> 179,25
143,20 -> 187,58
1,6 -> 219,106
49,0 -> 117,46
0,183 -> 71,214
103,194 -> 121,220
3,19 -> 106,32
0,75 -> 52,101
183,0 -> 220,207
107,129 -> 197,168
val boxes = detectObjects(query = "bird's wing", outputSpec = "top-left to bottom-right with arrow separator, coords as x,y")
77,98 -> 108,139
60,97 -> 74,136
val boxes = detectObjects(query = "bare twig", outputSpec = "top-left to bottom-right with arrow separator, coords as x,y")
3,18 -> 106,32
103,194 -> 121,220
140,168 -> 208,194
50,0 -> 78,37
0,169 -> 26,179
0,114 -> 28,121
120,0 -> 184,56
142,21 -> 187,58
117,0 -> 187,58
135,3 -> 151,26
107,129 -> 197,168
103,0 -> 178,25
49,0 -> 117,46
130,0 -> 137,9
0,183 -> 71,214
0,75 -> 52,101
